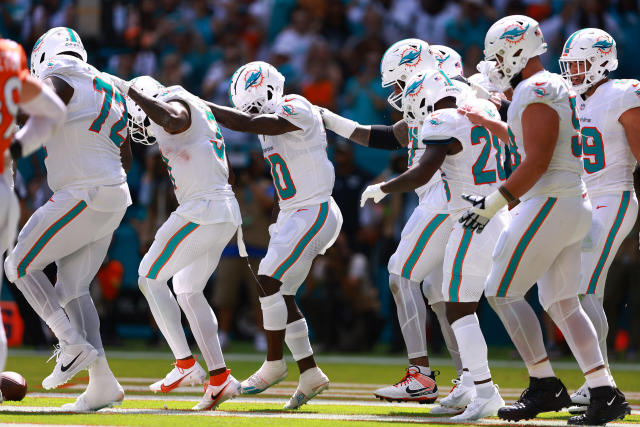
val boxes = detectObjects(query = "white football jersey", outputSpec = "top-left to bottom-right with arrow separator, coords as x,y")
259,94 -> 334,211
421,100 -> 506,216
406,120 -> 444,203
148,86 -> 234,207
40,56 -> 127,192
577,79 -> 640,197
508,70 -> 585,200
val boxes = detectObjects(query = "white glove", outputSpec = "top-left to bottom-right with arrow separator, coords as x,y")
315,106 -> 359,139
105,73 -> 131,96
268,223 -> 276,237
458,190 -> 507,233
360,183 -> 387,207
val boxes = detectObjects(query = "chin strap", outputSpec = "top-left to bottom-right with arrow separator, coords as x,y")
509,72 -> 523,90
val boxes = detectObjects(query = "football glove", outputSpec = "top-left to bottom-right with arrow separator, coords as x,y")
360,183 -> 387,207
458,190 -> 507,233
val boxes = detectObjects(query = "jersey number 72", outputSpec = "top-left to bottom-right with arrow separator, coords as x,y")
89,76 -> 128,147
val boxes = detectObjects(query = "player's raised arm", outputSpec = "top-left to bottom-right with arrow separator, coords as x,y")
112,76 -> 190,134
10,73 -> 66,160
205,101 -> 300,136
317,107 -> 407,149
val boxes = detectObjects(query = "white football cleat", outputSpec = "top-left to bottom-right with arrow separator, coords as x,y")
571,382 -> 590,405
284,367 -> 329,410
240,359 -> 288,395
149,360 -> 207,393
430,374 -> 476,414
61,381 -> 124,411
42,341 -> 98,390
450,385 -> 504,421
192,374 -> 240,411
374,366 -> 438,403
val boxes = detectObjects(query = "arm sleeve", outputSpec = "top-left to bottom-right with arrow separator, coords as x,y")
369,125 -> 402,150
14,82 -> 67,156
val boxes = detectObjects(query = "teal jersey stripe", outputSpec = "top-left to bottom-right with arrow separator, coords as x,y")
146,222 -> 199,280
17,201 -> 88,278
448,227 -> 474,302
587,191 -> 630,294
496,197 -> 557,297
273,202 -> 329,281
401,213 -> 449,279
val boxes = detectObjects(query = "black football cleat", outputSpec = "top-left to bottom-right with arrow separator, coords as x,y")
498,376 -> 571,421
568,386 -> 631,425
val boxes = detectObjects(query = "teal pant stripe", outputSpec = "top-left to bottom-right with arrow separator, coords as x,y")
147,222 -> 199,280
497,197 -> 557,297
587,191 -> 630,294
273,202 -> 329,281
401,213 -> 449,279
448,227 -> 474,302
17,201 -> 88,278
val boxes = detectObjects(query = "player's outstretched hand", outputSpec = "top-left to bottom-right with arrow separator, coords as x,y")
457,104 -> 489,126
360,183 -> 387,207
105,73 -> 131,96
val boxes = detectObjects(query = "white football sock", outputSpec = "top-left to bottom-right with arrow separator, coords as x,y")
177,292 -> 226,371
451,314 -> 492,391
88,355 -> 117,382
580,295 -> 608,364
547,297 -> 610,385
415,365 -> 431,376
63,295 -> 104,357
285,318 -> 313,362
585,367 -> 613,389
488,296 -> 549,372
15,271 -> 81,344
138,276 -> 191,359
431,301 -> 463,375
389,273 -> 427,359
259,292 -> 287,331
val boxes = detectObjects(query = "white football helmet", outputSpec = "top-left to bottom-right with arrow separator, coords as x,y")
431,45 -> 464,78
380,39 -> 438,111
484,15 -> 547,91
125,76 -> 165,145
559,28 -> 618,95
30,27 -> 87,79
402,69 -> 462,126
229,61 -> 284,114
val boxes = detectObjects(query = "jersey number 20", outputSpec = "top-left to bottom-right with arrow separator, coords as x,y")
89,77 -> 128,147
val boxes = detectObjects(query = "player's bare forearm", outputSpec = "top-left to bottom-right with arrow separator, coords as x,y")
502,103 -> 557,198
128,87 -> 189,133
120,135 -> 133,172
205,101 -> 300,135
620,107 -> 640,163
380,144 -> 447,193
459,104 -> 509,142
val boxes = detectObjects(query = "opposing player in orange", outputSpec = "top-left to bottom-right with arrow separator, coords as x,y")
0,38 -> 66,395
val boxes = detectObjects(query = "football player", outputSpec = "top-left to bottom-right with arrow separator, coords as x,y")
459,15 -> 630,424
361,69 -> 509,420
205,61 -> 343,409
0,37 -> 66,386
319,39 -> 466,406
4,27 -> 131,410
111,75 -> 242,410
559,29 -> 640,411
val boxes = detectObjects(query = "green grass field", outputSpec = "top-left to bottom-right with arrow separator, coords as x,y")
2,349 -> 639,426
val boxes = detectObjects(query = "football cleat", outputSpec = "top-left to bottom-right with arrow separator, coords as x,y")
430,374 -> 476,414
149,359 -> 207,393
568,386 -> 630,425
240,359 -> 288,395
498,376 -> 571,421
374,366 -> 438,403
450,385 -> 504,421
192,375 -> 240,411
571,382 -> 590,405
42,341 -> 98,390
284,367 -> 329,410
61,380 -> 124,412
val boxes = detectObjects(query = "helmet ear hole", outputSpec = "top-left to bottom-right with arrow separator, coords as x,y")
40,52 -> 45,63
419,98 -> 425,108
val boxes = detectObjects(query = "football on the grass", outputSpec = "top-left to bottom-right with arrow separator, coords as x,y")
1,371 -> 27,401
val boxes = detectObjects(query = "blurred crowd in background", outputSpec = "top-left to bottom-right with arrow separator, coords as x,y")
1,0 -> 640,361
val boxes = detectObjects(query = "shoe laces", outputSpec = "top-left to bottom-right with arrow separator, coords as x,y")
394,370 -> 415,388
46,344 -> 62,364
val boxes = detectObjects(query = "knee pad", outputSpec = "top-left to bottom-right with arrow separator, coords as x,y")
259,292 -> 287,331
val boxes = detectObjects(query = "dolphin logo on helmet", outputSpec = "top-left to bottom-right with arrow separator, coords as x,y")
592,39 -> 614,53
398,45 -> 422,66
499,23 -> 529,43
405,74 -> 427,97
244,68 -> 264,90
